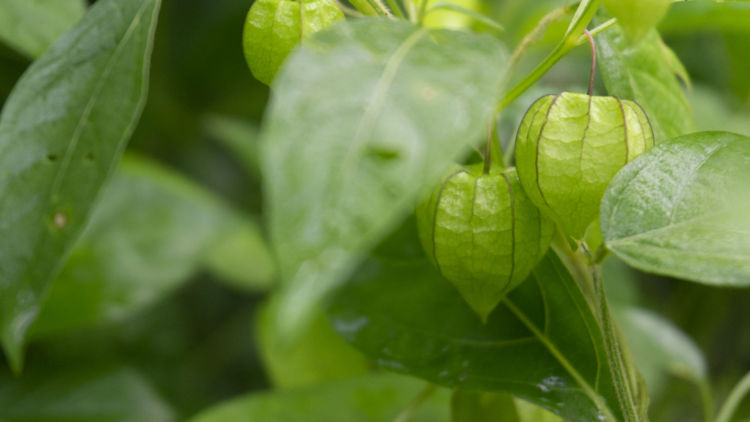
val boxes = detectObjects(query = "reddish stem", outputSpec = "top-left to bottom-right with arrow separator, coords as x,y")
584,29 -> 596,96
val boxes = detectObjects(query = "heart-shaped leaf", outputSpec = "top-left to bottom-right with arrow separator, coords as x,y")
262,18 -> 509,336
601,131 -> 750,285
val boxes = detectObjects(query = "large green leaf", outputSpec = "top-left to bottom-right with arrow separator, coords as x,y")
189,373 -> 450,422
601,131 -> 750,285
596,21 -> 694,141
30,156 -> 273,338
327,220 -> 624,421
0,0 -> 86,58
262,19 -> 509,335
255,298 -> 369,388
0,0 -> 161,371
0,366 -> 174,422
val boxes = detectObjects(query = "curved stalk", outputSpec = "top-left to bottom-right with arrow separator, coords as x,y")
716,371 -> 750,422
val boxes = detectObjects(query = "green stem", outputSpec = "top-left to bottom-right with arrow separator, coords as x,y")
497,0 -> 613,111
368,0 -> 395,17
698,378 -> 715,422
716,371 -> 750,422
385,0 -> 406,18
392,384 -> 438,422
593,265 -> 642,422
349,0 -> 379,15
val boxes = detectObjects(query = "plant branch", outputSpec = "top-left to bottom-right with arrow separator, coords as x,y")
368,0 -> 395,18
392,384 -> 438,422
349,0 -> 379,15
583,29 -> 596,95
593,264 -> 642,422
385,0 -> 406,18
716,371 -> 750,422
698,378 -> 715,422
497,0 -> 609,111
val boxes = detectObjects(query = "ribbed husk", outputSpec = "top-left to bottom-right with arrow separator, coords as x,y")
515,92 -> 655,239
416,164 -> 554,322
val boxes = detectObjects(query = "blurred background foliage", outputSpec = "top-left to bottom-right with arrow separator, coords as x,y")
0,0 -> 748,421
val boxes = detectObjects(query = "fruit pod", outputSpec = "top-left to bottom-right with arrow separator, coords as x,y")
416,164 -> 554,322
243,0 -> 344,85
515,92 -> 654,239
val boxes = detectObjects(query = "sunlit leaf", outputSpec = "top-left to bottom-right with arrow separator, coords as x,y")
601,131 -> 750,285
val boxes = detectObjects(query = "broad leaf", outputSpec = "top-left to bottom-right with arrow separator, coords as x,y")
30,156 -> 273,338
262,19 -> 508,335
596,21 -> 694,141
0,0 -> 86,58
327,220 -> 624,421
601,131 -> 750,285
255,298 -> 369,388
0,366 -> 174,422
189,373 -> 450,422
618,308 -> 707,397
0,0 -> 161,371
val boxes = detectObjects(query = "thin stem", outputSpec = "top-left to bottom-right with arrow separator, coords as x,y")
483,114 -> 495,174
392,384 -> 438,422
593,265 -> 641,422
497,2 -> 617,112
417,0 -> 429,23
505,3 -> 577,78
583,29 -> 596,96
335,0 -> 364,17
349,0 -> 379,15
698,378 -> 715,422
368,0 -> 395,17
385,0 -> 406,18
578,17 -> 617,42
716,371 -> 750,422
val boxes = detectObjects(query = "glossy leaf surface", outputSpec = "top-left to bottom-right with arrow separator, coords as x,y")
262,19 -> 508,336
30,156 -> 272,337
601,131 -> 750,285
189,373 -> 450,422
328,220 -> 623,421
0,0 -> 161,370
596,22 -> 694,141
0,0 -> 86,58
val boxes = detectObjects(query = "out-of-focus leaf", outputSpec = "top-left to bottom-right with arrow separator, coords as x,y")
596,21 -> 694,141
601,132 -> 750,285
0,366 -> 174,422
202,114 -> 261,176
451,391 -> 518,422
688,85 -> 750,137
262,18 -> 509,337
188,373 -> 450,422
0,0 -> 162,371
618,308 -> 707,396
203,217 -> 276,292
0,0 -> 86,58
327,220 -> 627,421
31,156 -> 272,338
659,1 -> 750,33
255,298 -> 369,388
